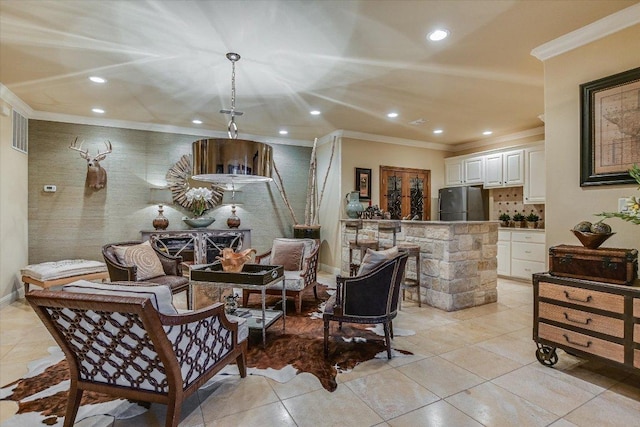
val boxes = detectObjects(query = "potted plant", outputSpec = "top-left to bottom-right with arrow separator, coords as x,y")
525,212 -> 540,229
512,212 -> 525,228
498,213 -> 511,227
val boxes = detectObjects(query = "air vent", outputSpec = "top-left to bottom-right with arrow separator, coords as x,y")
12,110 -> 28,153
409,118 -> 426,126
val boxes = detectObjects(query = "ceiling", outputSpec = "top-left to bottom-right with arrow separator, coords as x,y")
1,0 -> 637,147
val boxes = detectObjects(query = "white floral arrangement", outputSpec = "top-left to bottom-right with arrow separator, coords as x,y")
597,164 -> 640,225
185,187 -> 213,217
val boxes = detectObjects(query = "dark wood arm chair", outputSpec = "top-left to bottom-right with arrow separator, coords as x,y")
102,241 -> 190,306
26,286 -> 247,427
242,238 -> 320,313
323,252 -> 408,359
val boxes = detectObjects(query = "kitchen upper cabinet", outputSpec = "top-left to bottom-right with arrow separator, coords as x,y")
524,146 -> 545,203
445,156 -> 483,186
483,149 -> 524,188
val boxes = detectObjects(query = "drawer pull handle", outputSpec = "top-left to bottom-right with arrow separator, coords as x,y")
563,312 -> 592,325
525,251 -> 532,254
563,291 -> 592,303
562,334 -> 592,349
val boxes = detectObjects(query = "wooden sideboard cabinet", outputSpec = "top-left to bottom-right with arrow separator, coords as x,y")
533,273 -> 640,373
140,229 -> 251,265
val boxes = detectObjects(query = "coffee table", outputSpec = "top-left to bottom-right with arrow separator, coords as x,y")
189,265 -> 285,346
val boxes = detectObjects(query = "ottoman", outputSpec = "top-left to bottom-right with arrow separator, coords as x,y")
21,259 -> 109,292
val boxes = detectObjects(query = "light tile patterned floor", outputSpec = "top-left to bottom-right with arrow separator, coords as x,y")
1,274 -> 639,426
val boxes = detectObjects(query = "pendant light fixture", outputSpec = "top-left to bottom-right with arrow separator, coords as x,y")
191,52 -> 273,184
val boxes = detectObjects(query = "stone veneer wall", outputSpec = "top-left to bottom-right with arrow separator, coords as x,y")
341,220 -> 498,311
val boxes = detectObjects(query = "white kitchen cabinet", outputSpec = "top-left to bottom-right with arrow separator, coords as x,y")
445,158 -> 464,186
498,229 -> 546,280
524,146 -> 546,203
483,149 -> 524,188
497,230 -> 511,276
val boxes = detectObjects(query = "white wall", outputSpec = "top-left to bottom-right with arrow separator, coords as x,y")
0,102 -> 29,304
544,24 -> 640,251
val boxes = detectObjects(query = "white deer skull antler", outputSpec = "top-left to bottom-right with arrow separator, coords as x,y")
94,140 -> 112,161
68,137 -> 89,159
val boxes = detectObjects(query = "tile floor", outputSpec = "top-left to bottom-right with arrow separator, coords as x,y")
1,274 -> 639,426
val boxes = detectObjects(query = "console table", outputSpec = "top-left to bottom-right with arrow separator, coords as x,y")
533,273 -> 640,374
140,229 -> 251,264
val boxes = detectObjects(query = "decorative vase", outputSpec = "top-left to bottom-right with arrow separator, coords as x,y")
526,221 -> 537,229
153,204 -> 169,230
227,206 -> 241,228
345,191 -> 364,219
183,217 -> 215,228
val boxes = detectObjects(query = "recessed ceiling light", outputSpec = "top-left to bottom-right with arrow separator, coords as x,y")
482,130 -> 493,136
89,76 -> 106,83
428,29 -> 449,41
192,119 -> 203,124
279,130 -> 288,135
92,108 -> 105,114
310,110 -> 321,115
387,112 -> 399,118
433,129 -> 443,134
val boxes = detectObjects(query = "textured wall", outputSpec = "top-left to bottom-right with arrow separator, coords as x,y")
28,120 -> 310,264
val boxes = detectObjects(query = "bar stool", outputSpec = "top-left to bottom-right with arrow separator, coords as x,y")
377,220 -> 401,247
380,241 -> 422,308
345,219 -> 378,276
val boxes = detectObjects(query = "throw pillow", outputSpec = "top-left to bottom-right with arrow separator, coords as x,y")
270,239 -> 305,271
113,241 -> 165,281
62,280 -> 178,315
357,246 -> 399,276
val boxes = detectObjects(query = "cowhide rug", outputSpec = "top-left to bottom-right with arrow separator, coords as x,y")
1,284 -> 413,426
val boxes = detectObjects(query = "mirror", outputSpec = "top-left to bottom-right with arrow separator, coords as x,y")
166,154 -> 224,211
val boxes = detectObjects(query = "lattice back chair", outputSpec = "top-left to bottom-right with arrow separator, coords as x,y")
323,252 -> 408,359
26,285 -> 247,427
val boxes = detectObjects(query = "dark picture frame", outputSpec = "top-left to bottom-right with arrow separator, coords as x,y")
355,167 -> 372,200
580,67 -> 640,186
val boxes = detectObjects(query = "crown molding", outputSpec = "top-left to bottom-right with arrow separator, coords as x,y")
451,126 -> 545,152
0,83 -> 33,117
531,3 -> 640,61
340,130 -> 453,151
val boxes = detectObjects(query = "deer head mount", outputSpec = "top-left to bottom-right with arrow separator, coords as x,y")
69,138 -> 112,190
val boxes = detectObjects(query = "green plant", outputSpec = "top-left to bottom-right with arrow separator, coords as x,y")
499,213 -> 511,221
596,164 -> 640,225
512,212 -> 525,222
526,212 -> 539,222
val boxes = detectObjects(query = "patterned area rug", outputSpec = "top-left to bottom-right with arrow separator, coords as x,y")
1,284 -> 412,425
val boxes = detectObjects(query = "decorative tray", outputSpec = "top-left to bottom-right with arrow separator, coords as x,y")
190,262 -> 284,285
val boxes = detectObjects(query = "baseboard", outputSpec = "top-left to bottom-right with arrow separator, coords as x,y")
319,263 -> 340,276
0,288 -> 23,308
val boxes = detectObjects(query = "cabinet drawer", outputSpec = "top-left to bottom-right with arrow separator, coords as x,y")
635,299 -> 640,317
636,349 -> 640,369
539,302 -> 623,338
538,323 -> 624,363
512,241 -> 545,262
538,282 -> 624,313
511,231 -> 545,244
511,259 -> 546,279
498,230 -> 511,242
635,323 -> 639,344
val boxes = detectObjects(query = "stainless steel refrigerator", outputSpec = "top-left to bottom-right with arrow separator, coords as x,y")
438,186 -> 488,221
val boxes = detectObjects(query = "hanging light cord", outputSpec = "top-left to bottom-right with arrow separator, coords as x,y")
220,52 -> 244,139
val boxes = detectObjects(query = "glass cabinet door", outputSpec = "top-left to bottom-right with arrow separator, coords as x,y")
380,167 -> 431,220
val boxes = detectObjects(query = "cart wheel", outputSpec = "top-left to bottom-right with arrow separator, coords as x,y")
535,346 -> 558,367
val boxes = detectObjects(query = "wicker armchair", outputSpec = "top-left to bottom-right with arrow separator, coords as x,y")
242,238 -> 319,313
26,286 -> 247,427
102,241 -> 190,306
323,252 -> 408,359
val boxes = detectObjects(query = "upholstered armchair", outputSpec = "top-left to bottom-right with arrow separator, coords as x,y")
26,281 -> 248,427
323,251 -> 408,359
102,240 -> 190,306
242,238 -> 319,313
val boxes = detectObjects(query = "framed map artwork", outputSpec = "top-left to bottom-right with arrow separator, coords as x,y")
580,67 -> 640,186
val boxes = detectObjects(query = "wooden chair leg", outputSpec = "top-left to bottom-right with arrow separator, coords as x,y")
296,293 -> 303,314
63,384 -> 83,427
236,342 -> 248,377
165,398 -> 182,427
242,289 -> 250,308
313,283 -> 318,300
323,320 -> 330,357
390,321 -> 394,339
383,322 -> 392,360
185,286 -> 191,310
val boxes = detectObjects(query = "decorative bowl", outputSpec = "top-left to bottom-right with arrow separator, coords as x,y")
183,217 -> 215,228
571,230 -> 615,249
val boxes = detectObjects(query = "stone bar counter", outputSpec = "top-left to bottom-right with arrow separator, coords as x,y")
341,220 -> 499,311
